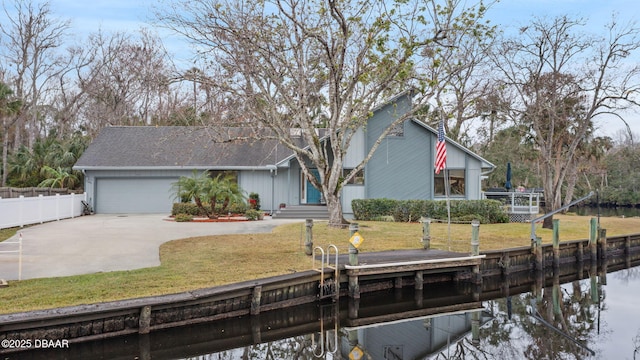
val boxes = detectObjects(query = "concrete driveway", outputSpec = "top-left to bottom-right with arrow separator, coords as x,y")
0,215 -> 302,281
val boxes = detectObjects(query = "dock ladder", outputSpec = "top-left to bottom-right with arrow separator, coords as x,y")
313,245 -> 339,300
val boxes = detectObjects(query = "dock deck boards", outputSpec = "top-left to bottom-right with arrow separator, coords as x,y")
326,249 -> 477,270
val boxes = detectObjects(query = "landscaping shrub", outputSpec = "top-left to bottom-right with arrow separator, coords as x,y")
249,192 -> 261,210
352,198 -> 509,224
351,198 -> 398,221
174,213 -> 194,222
172,203 -> 203,216
244,209 -> 262,221
225,201 -> 248,214
173,202 -> 249,216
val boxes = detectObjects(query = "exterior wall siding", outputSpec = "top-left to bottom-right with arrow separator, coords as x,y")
344,128 -> 366,167
285,162 -> 302,206
342,185 -> 365,216
239,169 -> 293,213
366,113 -> 433,201
359,94 -> 488,202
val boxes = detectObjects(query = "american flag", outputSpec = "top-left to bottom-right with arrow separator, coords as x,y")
434,120 -> 446,174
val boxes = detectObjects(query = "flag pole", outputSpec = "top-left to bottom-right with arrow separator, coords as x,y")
445,168 -> 451,251
434,115 -> 450,250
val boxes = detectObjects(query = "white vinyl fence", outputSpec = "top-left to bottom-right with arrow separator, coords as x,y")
0,192 -> 87,230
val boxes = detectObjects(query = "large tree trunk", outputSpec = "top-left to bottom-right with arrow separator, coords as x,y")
324,192 -> 348,228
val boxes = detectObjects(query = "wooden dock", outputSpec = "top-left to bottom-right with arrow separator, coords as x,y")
311,247 -> 485,300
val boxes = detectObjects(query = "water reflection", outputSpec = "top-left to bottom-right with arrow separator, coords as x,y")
452,268 -> 640,360
186,267 -> 640,360
7,263 -> 640,360
187,267 -> 640,360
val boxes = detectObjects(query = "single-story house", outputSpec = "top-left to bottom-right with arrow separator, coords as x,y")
73,93 -> 495,216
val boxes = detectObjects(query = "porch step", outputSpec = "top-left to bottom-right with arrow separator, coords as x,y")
271,205 -> 329,220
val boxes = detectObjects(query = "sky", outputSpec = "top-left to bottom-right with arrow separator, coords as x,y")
1,0 -> 639,138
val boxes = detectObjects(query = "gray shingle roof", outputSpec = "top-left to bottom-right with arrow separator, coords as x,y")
74,126 -> 296,169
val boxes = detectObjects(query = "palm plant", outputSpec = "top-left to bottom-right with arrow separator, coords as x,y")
172,171 -> 246,219
38,166 -> 80,189
209,174 -> 245,216
171,171 -> 213,217
8,133 -> 86,188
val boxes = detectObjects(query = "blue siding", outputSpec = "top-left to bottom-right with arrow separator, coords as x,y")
365,97 -> 433,200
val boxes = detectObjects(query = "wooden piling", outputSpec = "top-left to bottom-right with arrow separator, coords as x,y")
421,217 -> 431,249
349,223 -> 359,266
415,271 -> 424,290
348,223 -> 360,299
471,220 -> 481,283
599,228 -> 607,260
139,306 -> 151,334
470,220 -> 480,256
251,286 -> 262,315
534,236 -> 543,271
577,242 -> 584,263
305,219 -> 313,256
349,275 -> 360,299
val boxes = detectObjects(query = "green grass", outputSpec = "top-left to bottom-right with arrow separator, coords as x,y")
0,215 -> 638,314
0,227 -> 19,243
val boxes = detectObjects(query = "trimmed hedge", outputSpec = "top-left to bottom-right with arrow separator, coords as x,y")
352,198 -> 509,224
171,202 -> 249,216
174,213 -> 194,222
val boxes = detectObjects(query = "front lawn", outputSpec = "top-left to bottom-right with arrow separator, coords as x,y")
0,214 -> 638,314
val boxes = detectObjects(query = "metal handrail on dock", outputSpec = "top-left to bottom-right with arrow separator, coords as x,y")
530,192 -> 595,242
313,245 -> 339,300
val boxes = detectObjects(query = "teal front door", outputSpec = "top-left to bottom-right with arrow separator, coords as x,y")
306,169 -> 322,204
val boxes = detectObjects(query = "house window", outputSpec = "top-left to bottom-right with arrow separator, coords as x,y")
387,120 -> 404,137
210,170 -> 238,184
434,169 -> 465,196
343,168 -> 365,185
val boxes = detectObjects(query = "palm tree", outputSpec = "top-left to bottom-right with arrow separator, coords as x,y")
209,174 -> 245,216
0,82 -> 22,186
38,166 -> 80,189
8,132 -> 88,188
171,171 -> 212,217
171,171 -> 246,219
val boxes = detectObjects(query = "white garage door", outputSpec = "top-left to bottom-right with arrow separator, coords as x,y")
95,178 -> 177,214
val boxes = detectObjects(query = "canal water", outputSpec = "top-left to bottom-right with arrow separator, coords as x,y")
177,268 -> 640,360
10,262 -> 640,360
